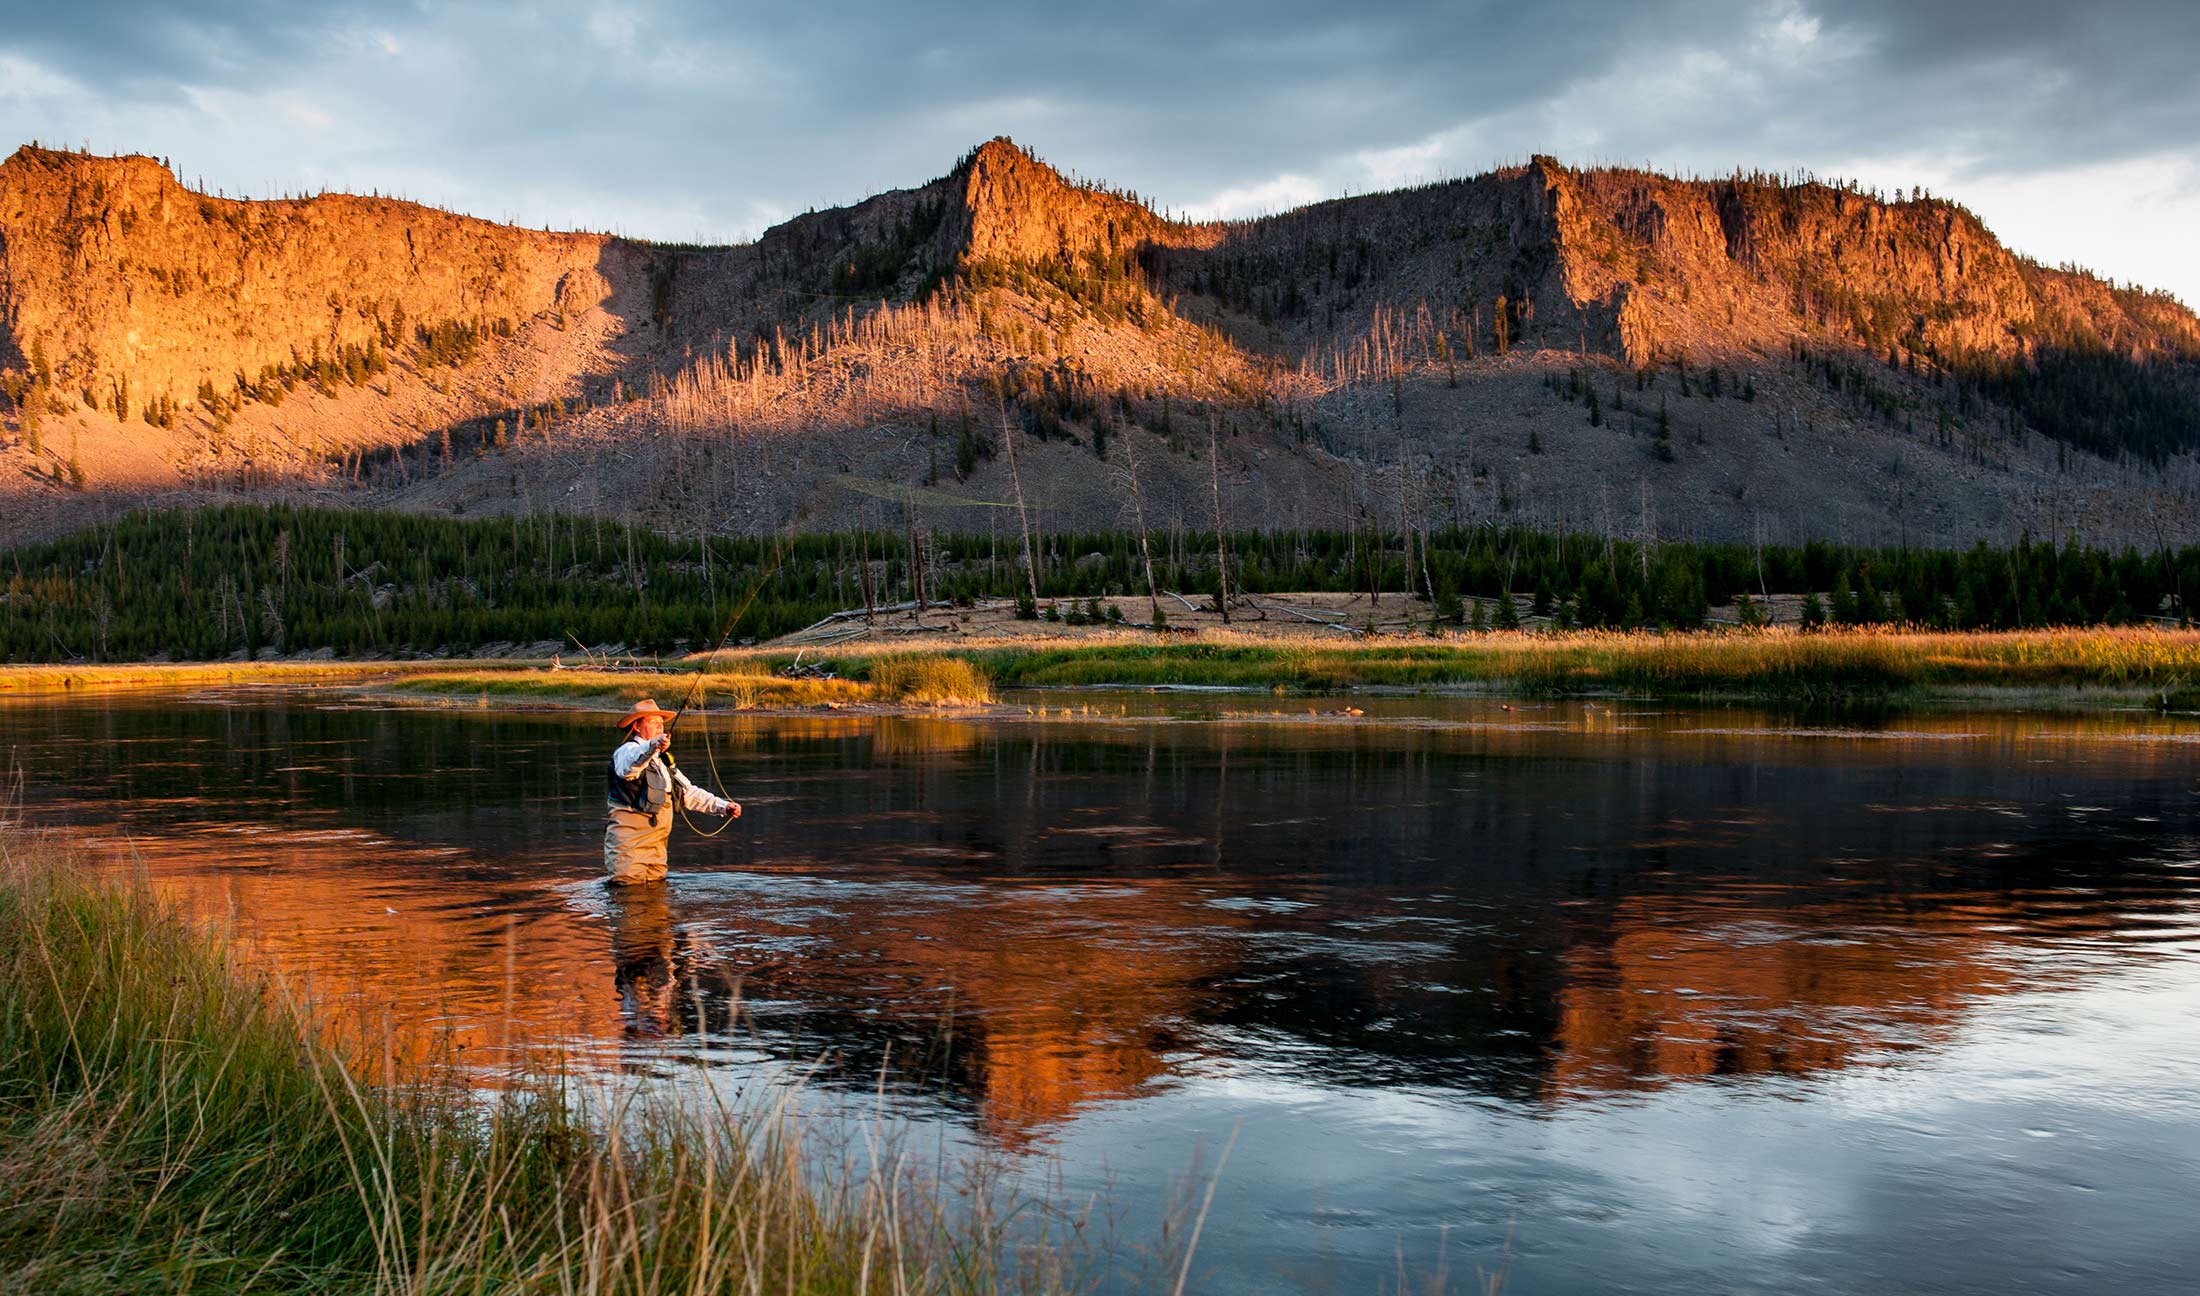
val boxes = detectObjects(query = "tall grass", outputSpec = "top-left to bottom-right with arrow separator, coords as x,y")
865,656 -> 995,706
14,627 -> 2190,709
379,667 -> 874,710
0,660 -> 535,694
933,627 -> 2200,698
0,833 -> 1069,1294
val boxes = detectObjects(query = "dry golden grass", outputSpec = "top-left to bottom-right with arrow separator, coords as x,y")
865,654 -> 996,706
10,626 -> 2192,710
868,625 -> 2200,698
0,659 -> 534,694
378,667 -> 873,711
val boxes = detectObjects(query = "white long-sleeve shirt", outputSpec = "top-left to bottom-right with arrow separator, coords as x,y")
610,737 -> 732,816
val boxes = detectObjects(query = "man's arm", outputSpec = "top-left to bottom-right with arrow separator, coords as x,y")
611,736 -> 663,779
670,765 -> 738,817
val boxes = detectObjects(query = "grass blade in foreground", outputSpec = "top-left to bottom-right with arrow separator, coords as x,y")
0,831 -> 1069,1294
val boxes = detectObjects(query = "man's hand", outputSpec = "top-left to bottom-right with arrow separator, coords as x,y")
722,801 -> 743,820
650,734 -> 671,755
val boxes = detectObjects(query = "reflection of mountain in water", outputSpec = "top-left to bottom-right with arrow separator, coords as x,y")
15,692 -> 2200,1147
636,832 -> 2198,1147
1548,899 -> 2009,1096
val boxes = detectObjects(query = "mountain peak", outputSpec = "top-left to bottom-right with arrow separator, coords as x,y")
940,135 -> 1201,267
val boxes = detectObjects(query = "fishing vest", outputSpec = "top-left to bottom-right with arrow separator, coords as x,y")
607,749 -> 677,814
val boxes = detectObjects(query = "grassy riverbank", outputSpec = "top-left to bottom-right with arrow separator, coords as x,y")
753,625 -> 2200,706
951,626 -> 2200,701
0,659 -> 518,694
377,655 -> 995,710
0,832 -> 1060,1294
4,627 -> 2195,710
0,655 -> 997,710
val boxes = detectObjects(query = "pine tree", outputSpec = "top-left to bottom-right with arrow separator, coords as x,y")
955,414 -> 978,480
1830,571 -> 1858,624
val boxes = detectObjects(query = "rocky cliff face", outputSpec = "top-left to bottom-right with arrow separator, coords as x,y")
1545,162 -> 2200,370
0,146 -> 614,408
0,138 -> 2195,551
943,137 -> 1211,266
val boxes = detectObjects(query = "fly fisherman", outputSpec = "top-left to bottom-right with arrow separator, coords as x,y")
604,698 -> 740,885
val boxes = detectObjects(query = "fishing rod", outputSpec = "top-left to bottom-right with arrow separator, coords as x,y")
667,531 -> 793,735
668,533 -> 793,838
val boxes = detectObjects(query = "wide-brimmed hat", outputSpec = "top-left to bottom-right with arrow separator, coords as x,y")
617,698 -> 678,729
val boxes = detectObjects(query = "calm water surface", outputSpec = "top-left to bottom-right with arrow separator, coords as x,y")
6,688 -> 2200,1294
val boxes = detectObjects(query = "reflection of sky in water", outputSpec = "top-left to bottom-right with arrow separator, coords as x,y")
3,688 -> 2198,1293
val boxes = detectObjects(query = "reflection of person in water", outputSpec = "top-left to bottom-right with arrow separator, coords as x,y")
607,884 -> 679,1037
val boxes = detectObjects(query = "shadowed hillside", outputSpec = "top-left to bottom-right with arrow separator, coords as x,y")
3,138 -> 2196,549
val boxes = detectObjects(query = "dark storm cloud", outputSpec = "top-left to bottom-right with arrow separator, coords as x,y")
1,1 -> 378,97
1767,0 -> 2200,172
3,1 -> 2196,291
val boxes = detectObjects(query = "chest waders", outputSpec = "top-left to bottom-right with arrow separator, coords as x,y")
604,752 -> 679,885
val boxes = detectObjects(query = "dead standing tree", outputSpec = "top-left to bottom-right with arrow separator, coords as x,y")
1207,415 -> 1231,624
1000,401 -> 1042,613
1115,432 -> 1163,624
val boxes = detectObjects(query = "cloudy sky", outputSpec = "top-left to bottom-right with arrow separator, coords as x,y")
4,1 -> 2195,303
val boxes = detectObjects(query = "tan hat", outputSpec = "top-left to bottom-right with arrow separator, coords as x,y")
617,697 -> 678,729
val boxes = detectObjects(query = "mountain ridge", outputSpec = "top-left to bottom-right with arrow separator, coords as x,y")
0,137 -> 2195,550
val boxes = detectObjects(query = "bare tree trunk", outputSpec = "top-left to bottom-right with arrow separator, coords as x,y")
1639,480 -> 1653,586
1120,437 -> 1162,624
907,510 -> 926,618
1415,461 -> 1438,607
1207,418 -> 1231,624
1396,461 -> 1416,600
1002,402 -> 1041,611
1754,512 -> 1769,600
1368,510 -> 1380,606
858,509 -> 877,624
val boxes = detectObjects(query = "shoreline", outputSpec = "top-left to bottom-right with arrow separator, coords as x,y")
1,626 -> 2195,715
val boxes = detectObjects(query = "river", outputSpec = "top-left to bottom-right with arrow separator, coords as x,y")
6,688 -> 2200,1294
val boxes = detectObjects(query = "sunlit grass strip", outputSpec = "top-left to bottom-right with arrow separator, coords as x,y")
378,667 -> 876,710
10,628 -> 2194,704
0,831 -> 1067,1294
848,627 -> 2200,697
864,655 -> 995,706
380,659 -> 996,710
0,659 -> 543,694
